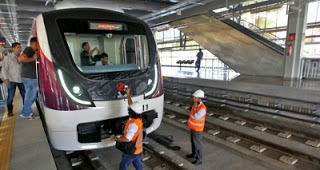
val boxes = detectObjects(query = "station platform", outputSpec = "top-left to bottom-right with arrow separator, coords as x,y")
0,93 -> 56,170
162,66 -> 320,103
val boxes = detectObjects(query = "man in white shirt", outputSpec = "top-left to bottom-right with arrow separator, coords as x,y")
95,53 -> 113,66
2,42 -> 25,117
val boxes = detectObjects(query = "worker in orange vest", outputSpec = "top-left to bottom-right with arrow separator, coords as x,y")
110,88 -> 143,170
186,89 -> 207,165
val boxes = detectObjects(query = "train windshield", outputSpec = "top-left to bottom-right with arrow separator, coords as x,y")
57,19 -> 150,74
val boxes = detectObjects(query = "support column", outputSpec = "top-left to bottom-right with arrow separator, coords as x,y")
283,0 -> 308,79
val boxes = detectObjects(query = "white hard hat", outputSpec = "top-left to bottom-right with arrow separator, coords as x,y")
129,101 -> 143,114
193,89 -> 204,98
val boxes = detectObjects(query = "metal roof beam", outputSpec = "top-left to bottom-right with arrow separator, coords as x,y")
146,0 -> 250,27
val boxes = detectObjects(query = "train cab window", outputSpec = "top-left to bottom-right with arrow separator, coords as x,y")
57,19 -> 150,75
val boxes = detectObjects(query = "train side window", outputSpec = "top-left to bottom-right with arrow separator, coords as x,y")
125,38 -> 136,64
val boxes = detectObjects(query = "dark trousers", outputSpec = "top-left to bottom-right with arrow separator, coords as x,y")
190,129 -> 203,162
7,82 -> 25,112
120,153 -> 143,170
195,60 -> 201,71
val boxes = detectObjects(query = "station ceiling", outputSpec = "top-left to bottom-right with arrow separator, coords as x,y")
0,0 -> 315,48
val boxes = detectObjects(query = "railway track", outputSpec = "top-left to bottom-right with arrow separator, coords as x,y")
142,139 -> 196,170
163,99 -> 320,169
164,81 -> 320,126
164,84 -> 320,141
67,150 -> 106,170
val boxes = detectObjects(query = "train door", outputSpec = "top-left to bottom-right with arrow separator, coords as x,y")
121,36 -> 149,68
122,37 -> 136,65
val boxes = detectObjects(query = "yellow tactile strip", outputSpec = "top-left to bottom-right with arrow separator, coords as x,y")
0,107 -> 15,170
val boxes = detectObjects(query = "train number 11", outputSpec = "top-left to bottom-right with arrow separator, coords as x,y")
142,104 -> 149,111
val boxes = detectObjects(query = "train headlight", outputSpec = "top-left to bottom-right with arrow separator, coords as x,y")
72,86 -> 82,96
145,64 -> 158,97
57,69 -> 95,107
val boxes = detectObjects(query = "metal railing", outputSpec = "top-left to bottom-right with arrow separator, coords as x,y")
239,20 -> 286,47
300,57 -> 320,79
161,57 -> 229,69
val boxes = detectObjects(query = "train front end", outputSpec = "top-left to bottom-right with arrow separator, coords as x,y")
36,9 -> 163,150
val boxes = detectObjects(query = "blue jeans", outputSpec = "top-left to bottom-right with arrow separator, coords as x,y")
7,82 -> 25,112
120,153 -> 143,170
21,78 -> 38,117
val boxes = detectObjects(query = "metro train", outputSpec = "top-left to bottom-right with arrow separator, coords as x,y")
33,8 -> 164,150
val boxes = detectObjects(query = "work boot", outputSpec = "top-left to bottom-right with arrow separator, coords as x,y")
8,109 -> 13,117
186,154 -> 196,158
192,160 -> 202,165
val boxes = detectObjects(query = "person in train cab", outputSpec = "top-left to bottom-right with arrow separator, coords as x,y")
110,87 -> 143,170
95,53 -> 113,66
186,89 -> 207,165
2,42 -> 25,117
80,42 -> 99,66
195,49 -> 203,72
18,37 -> 39,120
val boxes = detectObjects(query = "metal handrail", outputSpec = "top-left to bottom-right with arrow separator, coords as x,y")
161,57 -> 229,69
239,20 -> 286,46
300,57 -> 320,79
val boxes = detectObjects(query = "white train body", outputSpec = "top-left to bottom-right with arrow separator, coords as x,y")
34,8 -> 163,150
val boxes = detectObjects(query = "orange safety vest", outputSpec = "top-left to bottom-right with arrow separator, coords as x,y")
123,118 -> 143,154
187,102 -> 207,131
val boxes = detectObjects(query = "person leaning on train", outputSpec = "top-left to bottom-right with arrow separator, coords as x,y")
110,87 -> 144,170
186,89 -> 207,165
18,37 -> 40,120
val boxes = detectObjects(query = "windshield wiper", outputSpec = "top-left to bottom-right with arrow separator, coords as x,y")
99,69 -> 147,89
99,71 -> 131,89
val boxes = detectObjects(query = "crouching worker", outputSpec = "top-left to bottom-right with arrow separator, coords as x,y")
110,88 -> 143,170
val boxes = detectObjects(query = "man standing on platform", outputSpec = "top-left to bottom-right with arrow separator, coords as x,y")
18,37 -> 38,120
195,49 -> 203,72
186,89 -> 207,165
2,42 -> 25,117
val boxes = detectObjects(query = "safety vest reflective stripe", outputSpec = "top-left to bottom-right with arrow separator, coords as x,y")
136,140 -> 143,145
187,119 -> 204,127
190,115 -> 205,121
187,103 -> 207,131
135,146 -> 143,151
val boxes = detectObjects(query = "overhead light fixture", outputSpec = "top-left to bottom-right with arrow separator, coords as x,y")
287,1 -> 295,5
122,7 -> 133,10
0,11 -> 17,14
0,3 -> 16,6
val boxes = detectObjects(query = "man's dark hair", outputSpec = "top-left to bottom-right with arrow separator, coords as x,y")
101,53 -> 108,58
12,42 -> 20,48
30,37 -> 37,44
128,108 -> 143,119
199,49 -> 202,51
82,42 -> 88,49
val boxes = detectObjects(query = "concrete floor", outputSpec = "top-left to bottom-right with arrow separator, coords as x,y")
4,93 -> 56,170
162,66 -> 320,91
